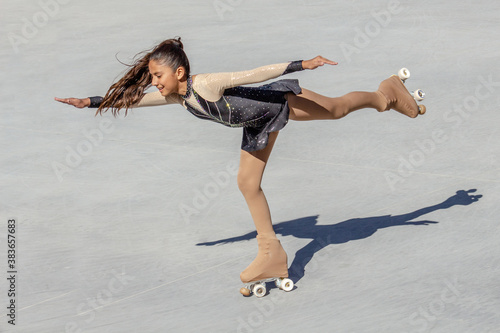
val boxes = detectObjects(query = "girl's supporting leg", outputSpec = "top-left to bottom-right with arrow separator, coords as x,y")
287,88 -> 387,121
237,131 -> 279,239
237,131 -> 289,283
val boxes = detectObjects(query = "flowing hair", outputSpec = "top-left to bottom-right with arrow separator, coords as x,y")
96,37 -> 190,116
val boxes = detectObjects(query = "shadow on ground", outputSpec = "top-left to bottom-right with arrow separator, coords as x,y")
197,189 -> 482,283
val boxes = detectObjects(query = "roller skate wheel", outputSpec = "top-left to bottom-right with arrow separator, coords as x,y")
418,105 -> 426,115
413,89 -> 425,101
253,284 -> 266,298
240,287 -> 251,297
275,278 -> 283,289
398,68 -> 410,81
281,278 -> 294,292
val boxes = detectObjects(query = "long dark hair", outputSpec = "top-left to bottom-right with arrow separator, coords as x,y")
96,37 -> 190,116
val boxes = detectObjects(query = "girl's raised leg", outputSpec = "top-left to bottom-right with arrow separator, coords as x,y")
287,88 -> 387,121
288,72 -> 423,121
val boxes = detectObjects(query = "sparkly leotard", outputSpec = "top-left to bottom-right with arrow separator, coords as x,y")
89,61 -> 304,151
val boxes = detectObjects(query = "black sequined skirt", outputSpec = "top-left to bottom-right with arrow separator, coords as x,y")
237,79 -> 301,152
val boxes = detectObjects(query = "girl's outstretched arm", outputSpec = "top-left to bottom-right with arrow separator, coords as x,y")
54,91 -> 182,110
197,56 -> 337,102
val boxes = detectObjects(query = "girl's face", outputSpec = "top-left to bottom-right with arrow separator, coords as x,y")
149,60 -> 184,96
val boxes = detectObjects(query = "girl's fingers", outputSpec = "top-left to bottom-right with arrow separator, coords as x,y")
318,56 -> 338,65
54,97 -> 86,108
55,97 -> 71,104
304,56 -> 338,69
314,56 -> 338,67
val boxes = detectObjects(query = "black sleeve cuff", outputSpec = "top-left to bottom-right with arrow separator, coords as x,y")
88,96 -> 104,108
283,60 -> 304,75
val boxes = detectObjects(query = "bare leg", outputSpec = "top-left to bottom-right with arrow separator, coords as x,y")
287,88 -> 387,121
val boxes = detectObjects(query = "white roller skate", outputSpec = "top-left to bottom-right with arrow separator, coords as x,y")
378,68 -> 426,117
239,235 -> 294,298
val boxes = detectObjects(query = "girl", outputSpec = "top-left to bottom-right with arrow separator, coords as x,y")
55,37 -> 425,296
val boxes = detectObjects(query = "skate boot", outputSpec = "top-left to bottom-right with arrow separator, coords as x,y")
378,75 -> 424,118
239,235 -> 294,297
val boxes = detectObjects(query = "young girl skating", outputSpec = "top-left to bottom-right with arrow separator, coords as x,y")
55,37 -> 425,297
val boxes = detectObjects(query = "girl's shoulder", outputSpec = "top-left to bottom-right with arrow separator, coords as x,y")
190,73 -> 227,102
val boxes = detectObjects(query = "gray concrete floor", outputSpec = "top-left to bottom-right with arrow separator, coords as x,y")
1,0 -> 500,332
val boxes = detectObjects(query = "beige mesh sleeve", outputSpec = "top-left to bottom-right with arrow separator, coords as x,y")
193,62 -> 292,102
132,91 -> 184,108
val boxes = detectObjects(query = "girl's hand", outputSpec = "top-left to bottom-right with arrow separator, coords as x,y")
54,97 -> 91,108
302,56 -> 338,70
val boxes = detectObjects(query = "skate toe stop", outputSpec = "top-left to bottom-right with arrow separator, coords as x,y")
418,105 -> 426,115
240,288 -> 251,297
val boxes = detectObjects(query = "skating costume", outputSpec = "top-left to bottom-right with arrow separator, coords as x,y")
89,61 -> 304,151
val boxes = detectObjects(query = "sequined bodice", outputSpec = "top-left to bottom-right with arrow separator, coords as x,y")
182,80 -> 288,128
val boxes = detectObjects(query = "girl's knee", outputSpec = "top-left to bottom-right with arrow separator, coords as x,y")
329,97 -> 350,119
237,173 -> 261,196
